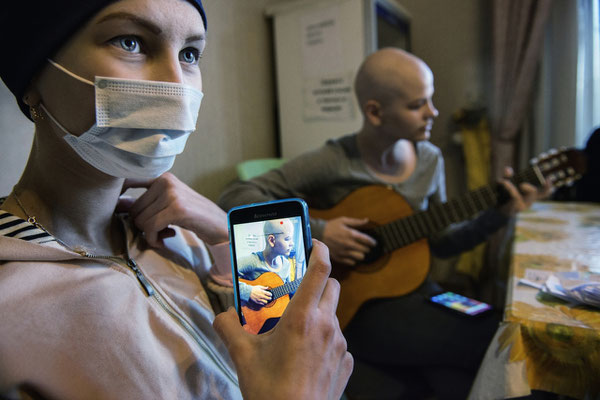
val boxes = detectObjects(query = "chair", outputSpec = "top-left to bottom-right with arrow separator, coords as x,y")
236,158 -> 286,181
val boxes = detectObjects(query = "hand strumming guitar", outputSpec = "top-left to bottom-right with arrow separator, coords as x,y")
250,285 -> 272,305
322,216 -> 377,266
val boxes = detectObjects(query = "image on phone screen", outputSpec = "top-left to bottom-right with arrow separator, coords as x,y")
430,291 -> 492,316
231,215 -> 308,334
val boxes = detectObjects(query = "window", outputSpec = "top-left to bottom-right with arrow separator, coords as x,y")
576,0 -> 600,146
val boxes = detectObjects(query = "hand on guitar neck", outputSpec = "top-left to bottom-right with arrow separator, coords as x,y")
497,166 -> 553,216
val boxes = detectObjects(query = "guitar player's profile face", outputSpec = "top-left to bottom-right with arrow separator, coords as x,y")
381,60 -> 438,143
266,219 -> 295,257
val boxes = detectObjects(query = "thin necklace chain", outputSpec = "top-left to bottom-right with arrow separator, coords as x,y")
12,189 -> 88,255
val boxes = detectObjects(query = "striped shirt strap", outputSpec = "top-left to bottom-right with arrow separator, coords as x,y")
0,210 -> 56,244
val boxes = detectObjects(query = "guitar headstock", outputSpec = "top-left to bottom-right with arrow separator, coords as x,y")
531,148 -> 587,187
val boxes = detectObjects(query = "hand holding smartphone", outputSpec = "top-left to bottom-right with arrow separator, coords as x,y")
212,240 -> 353,399
227,198 -> 312,334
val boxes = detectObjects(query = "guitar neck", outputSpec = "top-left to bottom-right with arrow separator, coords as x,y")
270,278 -> 302,300
374,164 -> 545,253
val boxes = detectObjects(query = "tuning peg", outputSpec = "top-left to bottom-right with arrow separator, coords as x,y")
548,148 -> 558,155
567,167 -> 575,176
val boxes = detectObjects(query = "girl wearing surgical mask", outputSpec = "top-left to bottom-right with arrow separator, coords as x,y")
0,1 -> 352,399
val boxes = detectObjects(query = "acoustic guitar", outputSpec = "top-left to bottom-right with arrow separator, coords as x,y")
309,148 -> 587,329
240,272 -> 302,334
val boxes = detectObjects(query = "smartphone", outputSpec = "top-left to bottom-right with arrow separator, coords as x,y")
227,198 -> 312,334
429,291 -> 492,317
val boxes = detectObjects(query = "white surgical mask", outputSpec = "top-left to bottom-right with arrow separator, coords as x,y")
41,60 -> 204,179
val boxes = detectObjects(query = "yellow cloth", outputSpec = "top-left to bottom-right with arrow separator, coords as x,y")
455,117 -> 491,278
289,256 -> 297,281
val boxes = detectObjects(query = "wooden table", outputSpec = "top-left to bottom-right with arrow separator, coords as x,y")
469,201 -> 600,400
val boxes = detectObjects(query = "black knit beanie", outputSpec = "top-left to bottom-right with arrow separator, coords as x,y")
0,0 -> 207,120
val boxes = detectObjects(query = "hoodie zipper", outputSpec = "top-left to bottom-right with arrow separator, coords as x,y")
81,251 -> 238,385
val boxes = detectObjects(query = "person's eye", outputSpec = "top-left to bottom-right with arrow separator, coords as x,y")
110,36 -> 142,53
408,101 -> 426,110
180,47 -> 201,65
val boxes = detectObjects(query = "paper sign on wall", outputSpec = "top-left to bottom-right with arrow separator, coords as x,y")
300,5 -> 354,121
303,74 -> 354,120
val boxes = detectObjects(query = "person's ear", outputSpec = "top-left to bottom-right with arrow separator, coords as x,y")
364,100 -> 382,126
267,234 -> 275,247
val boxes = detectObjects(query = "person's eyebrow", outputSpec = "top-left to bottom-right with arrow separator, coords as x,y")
96,12 -> 163,35
186,35 -> 206,44
97,12 -> 206,43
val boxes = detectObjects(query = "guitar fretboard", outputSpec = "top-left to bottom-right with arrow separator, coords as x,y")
374,164 -> 545,253
270,278 -> 302,300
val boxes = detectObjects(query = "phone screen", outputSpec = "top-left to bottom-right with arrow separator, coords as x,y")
429,291 -> 492,316
228,200 -> 311,334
